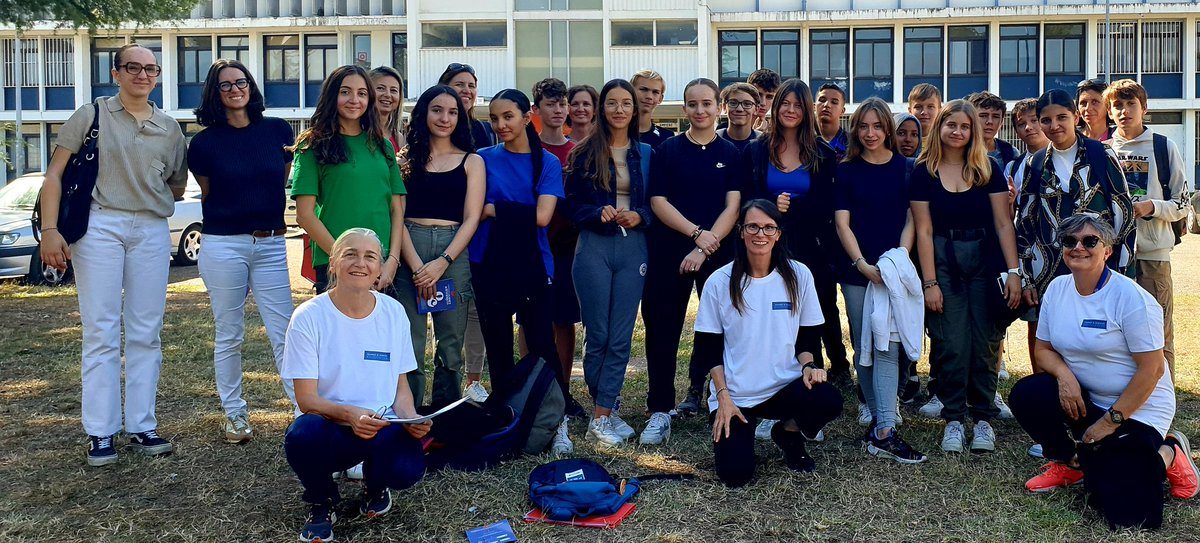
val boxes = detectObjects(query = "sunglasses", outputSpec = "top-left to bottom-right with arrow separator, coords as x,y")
1077,77 -> 1107,90
445,63 -> 475,76
1059,234 -> 1103,249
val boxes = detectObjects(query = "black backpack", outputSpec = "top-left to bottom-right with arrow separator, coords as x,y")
1150,133 -> 1186,245
486,354 -> 565,455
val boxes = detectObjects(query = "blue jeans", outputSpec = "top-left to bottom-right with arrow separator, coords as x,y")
283,414 -> 425,504
842,283 -> 901,429
573,229 -> 647,410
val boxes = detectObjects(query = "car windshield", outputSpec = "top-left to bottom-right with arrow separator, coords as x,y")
0,177 -> 41,210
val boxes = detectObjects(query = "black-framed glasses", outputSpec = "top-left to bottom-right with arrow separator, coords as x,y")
1059,234 -> 1103,249
119,63 -> 161,77
726,100 -> 756,111
742,223 -> 780,236
445,63 -> 475,76
217,79 -> 250,92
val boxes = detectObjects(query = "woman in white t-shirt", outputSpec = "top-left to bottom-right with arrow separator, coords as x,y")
1009,214 -> 1197,530
281,228 -> 431,543
698,199 -> 843,488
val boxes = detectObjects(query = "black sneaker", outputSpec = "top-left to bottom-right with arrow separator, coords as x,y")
675,390 -> 702,417
899,378 -> 922,405
86,434 -> 118,467
564,395 -> 588,420
867,429 -> 928,464
771,422 -> 815,472
827,368 -> 854,392
300,502 -> 337,542
129,430 -> 174,457
360,488 -> 392,518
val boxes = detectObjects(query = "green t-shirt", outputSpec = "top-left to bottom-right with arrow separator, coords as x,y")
290,133 -> 406,266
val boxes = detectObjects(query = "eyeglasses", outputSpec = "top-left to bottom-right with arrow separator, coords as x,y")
119,63 -> 161,77
726,100 -> 757,111
742,223 -> 779,236
604,101 -> 633,111
445,63 -> 475,76
217,79 -> 250,92
1059,234 -> 1103,249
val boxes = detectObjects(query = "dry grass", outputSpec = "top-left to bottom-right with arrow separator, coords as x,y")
1,238 -> 1199,542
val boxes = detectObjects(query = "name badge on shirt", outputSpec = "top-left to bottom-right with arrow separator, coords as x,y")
1081,319 -> 1107,330
364,350 -> 391,362
772,301 -> 792,311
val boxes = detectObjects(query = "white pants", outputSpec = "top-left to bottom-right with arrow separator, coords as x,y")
198,234 -> 296,416
73,205 -> 171,436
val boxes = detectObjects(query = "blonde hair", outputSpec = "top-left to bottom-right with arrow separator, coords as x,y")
327,228 -> 382,289
916,100 -> 992,188
630,69 -> 665,89
844,97 -> 895,163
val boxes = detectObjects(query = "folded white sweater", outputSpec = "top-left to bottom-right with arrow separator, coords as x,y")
859,247 -> 924,366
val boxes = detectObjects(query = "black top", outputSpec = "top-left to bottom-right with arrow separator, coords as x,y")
187,117 -> 294,235
834,154 -> 911,286
639,124 -> 675,150
717,128 -> 759,153
406,153 -> 471,223
471,119 -> 495,150
909,162 -> 1007,234
648,134 -> 739,250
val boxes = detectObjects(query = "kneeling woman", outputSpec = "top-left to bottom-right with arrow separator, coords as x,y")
700,200 -> 843,488
282,228 -> 431,543
1010,214 -> 1197,530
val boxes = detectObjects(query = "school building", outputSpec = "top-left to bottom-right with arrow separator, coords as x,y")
1,0 -> 1198,184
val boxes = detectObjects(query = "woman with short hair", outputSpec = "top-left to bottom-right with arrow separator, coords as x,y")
566,84 -> 598,142
1010,214 -> 1197,530
189,59 -> 296,443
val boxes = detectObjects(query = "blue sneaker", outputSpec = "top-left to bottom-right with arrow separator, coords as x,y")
129,430 -> 173,457
360,489 -> 392,518
300,502 -> 336,542
867,429 -> 928,464
86,435 -> 118,467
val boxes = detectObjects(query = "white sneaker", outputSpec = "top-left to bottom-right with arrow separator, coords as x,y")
919,396 -> 944,418
608,413 -> 636,440
334,461 -> 364,480
942,421 -> 965,453
998,364 -> 1010,381
895,411 -> 904,427
971,420 -> 996,452
464,381 -> 489,402
806,429 -> 826,443
551,417 -> 573,455
587,416 -> 625,447
639,412 -> 672,445
994,392 -> 1014,419
1027,443 -> 1044,458
857,403 -> 872,426
755,419 -> 778,440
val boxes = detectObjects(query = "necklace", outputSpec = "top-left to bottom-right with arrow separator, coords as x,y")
686,130 -> 718,150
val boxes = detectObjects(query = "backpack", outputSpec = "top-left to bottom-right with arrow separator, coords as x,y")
1151,133 -> 1186,245
423,401 -> 521,472
528,459 -> 640,521
486,354 -> 565,455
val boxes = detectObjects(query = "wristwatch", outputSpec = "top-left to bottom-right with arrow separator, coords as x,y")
1107,408 -> 1125,424
440,252 -> 454,265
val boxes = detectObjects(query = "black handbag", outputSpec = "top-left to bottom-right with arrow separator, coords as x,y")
32,101 -> 100,244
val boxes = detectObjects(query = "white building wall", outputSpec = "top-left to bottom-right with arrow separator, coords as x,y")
418,0 -> 506,16
607,47 -> 699,101
415,48 -> 511,100
607,0 -> 697,11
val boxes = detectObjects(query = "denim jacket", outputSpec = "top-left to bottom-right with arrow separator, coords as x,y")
565,142 -> 653,235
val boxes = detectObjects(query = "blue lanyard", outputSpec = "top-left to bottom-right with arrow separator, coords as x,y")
1096,267 -> 1111,291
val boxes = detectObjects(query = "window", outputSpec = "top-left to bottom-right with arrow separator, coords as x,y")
44,38 -> 73,87
810,29 -> 849,81
948,26 -> 986,76
612,21 -> 696,47
999,25 -> 1037,75
422,22 -> 506,48
515,20 -> 602,97
177,36 -> 212,84
1142,20 -> 1182,74
515,0 -> 601,9
305,35 -> 337,83
719,30 -> 757,88
762,30 -> 799,80
1098,21 -> 1136,74
6,123 -> 42,176
353,34 -> 370,69
1045,23 -> 1084,75
904,27 -> 943,77
392,33 -> 407,95
853,28 -> 892,78
0,38 -> 37,87
218,36 -> 249,65
264,35 -> 300,82
90,38 -> 125,86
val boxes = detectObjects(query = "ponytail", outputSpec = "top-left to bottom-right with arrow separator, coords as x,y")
493,88 -> 543,193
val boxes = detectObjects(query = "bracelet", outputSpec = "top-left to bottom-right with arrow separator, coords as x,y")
440,252 -> 454,265
715,387 -> 729,397
851,257 -> 866,268
922,280 -> 939,290
1007,267 -> 1020,275
387,254 -> 399,263
690,227 -> 703,240
41,227 -> 58,233
801,362 -> 818,372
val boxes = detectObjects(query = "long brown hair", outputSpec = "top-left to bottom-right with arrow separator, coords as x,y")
289,65 -> 389,166
916,99 -> 991,187
767,78 -> 821,174
566,78 -> 640,192
730,199 -> 800,315
843,97 -> 895,163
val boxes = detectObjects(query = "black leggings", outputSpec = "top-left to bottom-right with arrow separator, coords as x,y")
471,263 -> 563,398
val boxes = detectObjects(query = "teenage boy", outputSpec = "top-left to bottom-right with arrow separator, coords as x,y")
1104,79 -> 1191,383
1005,98 -> 1050,198
907,83 -> 942,135
747,68 -> 780,132
631,69 -> 674,149
814,83 -> 848,161
717,82 -> 761,152
967,91 -> 1017,168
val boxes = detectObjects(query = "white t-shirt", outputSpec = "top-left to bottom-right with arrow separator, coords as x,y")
1050,142 -> 1078,191
1036,271 -> 1175,437
282,291 -> 418,416
696,260 -> 824,412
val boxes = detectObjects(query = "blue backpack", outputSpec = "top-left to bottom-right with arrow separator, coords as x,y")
528,459 -> 640,521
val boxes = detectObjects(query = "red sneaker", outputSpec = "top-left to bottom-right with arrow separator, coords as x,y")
1166,431 -> 1199,499
1025,462 -> 1084,493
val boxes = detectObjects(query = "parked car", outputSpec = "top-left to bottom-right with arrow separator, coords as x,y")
0,173 -> 204,286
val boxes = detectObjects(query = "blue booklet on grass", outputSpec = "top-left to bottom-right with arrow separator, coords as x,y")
465,519 -> 517,543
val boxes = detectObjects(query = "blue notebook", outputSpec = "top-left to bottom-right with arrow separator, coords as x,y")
417,279 -> 458,315
465,519 -> 517,543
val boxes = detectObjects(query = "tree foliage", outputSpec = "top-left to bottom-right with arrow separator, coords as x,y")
0,0 -> 200,32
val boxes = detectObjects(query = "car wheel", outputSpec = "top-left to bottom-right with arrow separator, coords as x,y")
26,250 -> 74,286
175,224 -> 202,266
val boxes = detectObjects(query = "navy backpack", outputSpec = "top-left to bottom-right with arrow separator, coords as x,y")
528,459 -> 640,521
